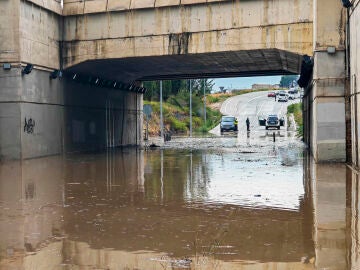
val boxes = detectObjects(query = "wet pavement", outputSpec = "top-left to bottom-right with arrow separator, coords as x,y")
0,134 -> 357,269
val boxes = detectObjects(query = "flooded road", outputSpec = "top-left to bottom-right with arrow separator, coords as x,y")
214,91 -> 300,137
0,140 -> 356,269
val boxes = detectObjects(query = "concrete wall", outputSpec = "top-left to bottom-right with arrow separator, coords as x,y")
25,0 -> 62,14
63,0 -> 310,16
350,1 -> 360,167
0,0 -> 20,63
19,0 -> 62,69
63,79 -> 142,153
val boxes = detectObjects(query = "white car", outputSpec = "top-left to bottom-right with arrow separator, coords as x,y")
278,93 -> 288,102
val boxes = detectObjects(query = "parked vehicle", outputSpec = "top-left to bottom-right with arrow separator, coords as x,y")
258,115 -> 285,130
268,91 -> 276,97
290,87 -> 299,94
288,90 -> 296,100
220,116 -> 238,132
278,92 -> 288,102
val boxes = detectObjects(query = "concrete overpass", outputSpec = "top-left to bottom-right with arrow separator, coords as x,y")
62,0 -> 313,82
0,0 -> 358,163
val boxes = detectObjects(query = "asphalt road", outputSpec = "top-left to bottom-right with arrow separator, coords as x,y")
211,91 -> 301,144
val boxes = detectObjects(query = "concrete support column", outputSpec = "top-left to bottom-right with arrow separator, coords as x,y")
0,68 -> 64,160
311,0 -> 347,162
311,52 -> 346,161
0,0 -> 21,160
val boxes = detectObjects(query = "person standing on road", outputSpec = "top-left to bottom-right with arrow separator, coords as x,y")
275,94 -> 277,101
246,117 -> 250,131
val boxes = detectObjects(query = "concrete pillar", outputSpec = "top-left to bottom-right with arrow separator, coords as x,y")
0,0 -> 64,160
311,0 -> 347,162
0,68 -> 64,160
0,0 -> 21,160
0,69 -> 22,159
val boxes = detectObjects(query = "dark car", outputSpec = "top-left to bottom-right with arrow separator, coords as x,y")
220,116 -> 238,132
258,115 -> 285,130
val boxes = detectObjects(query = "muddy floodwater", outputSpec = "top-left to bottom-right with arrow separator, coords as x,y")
0,137 -> 359,269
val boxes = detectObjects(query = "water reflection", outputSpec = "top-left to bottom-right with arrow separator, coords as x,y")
0,157 -> 64,269
145,148 -> 304,210
0,147 -> 358,269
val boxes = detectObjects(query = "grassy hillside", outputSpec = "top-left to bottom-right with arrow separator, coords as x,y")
144,92 -> 222,136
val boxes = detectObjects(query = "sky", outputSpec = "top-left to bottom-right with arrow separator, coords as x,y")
212,76 -> 281,92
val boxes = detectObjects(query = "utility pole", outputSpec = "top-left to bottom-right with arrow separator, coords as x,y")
160,80 -> 164,140
189,80 -> 192,137
203,79 -> 207,125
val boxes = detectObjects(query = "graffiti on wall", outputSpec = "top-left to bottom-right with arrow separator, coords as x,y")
24,118 -> 35,134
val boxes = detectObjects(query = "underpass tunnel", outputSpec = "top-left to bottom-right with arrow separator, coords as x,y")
62,48 -> 302,154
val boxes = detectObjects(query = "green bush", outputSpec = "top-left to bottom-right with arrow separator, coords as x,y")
167,116 -> 187,132
198,125 -> 208,133
192,116 -> 202,128
207,95 -> 220,104
287,102 -> 302,114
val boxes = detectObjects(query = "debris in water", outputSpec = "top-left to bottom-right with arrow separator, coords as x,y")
301,256 -> 310,264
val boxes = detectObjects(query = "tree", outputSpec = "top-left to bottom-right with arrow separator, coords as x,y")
279,75 -> 299,88
189,79 -> 214,96
143,79 -> 214,101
